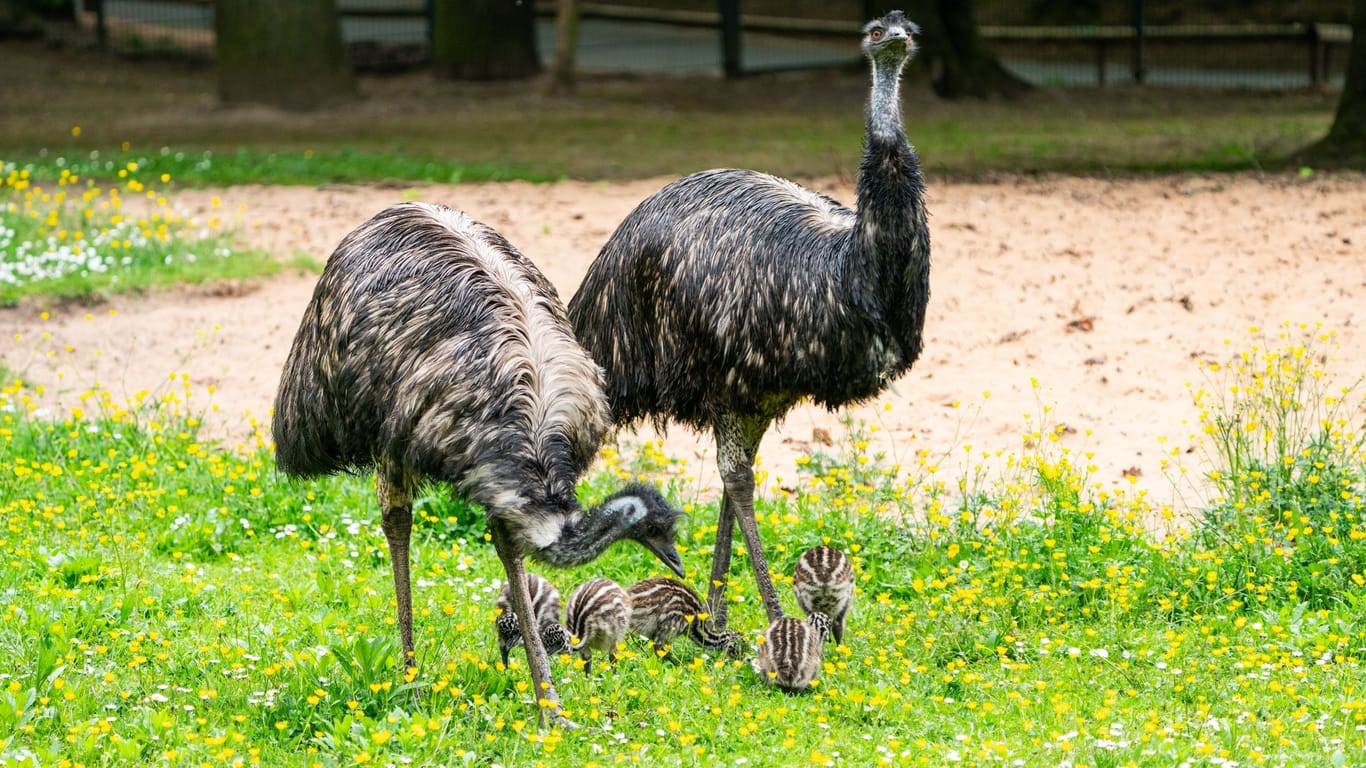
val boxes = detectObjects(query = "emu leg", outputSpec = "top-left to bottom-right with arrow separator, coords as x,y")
377,472 -> 416,672
705,490 -> 736,628
725,466 -> 784,623
714,413 -> 784,625
490,521 -> 572,727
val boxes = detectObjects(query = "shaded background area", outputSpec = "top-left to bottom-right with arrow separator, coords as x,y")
0,35 -> 1340,180
67,0 -> 1352,88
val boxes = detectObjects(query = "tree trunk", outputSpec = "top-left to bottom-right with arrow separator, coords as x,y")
879,0 -> 1031,99
432,0 -> 541,81
216,0 -> 355,111
549,0 -> 580,94
1296,0 -> 1366,170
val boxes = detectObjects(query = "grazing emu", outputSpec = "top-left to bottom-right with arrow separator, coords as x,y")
793,546 -> 855,646
273,202 -> 685,724
754,613 -> 831,692
565,576 -> 632,670
568,11 -> 929,628
627,577 -> 745,659
495,572 -> 568,667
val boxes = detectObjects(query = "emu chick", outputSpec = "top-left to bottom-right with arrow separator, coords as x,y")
755,613 -> 831,692
566,577 -> 632,669
627,577 -> 744,659
793,545 -> 854,645
495,572 -> 565,666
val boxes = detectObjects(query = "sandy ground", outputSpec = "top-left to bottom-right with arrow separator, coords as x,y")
3,174 -> 1363,510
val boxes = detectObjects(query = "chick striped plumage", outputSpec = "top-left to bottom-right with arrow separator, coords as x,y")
565,577 -> 632,669
754,613 -> 831,692
793,545 -> 854,645
495,572 -> 566,666
627,577 -> 744,659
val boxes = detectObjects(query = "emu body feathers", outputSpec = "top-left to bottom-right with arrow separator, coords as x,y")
568,10 -> 929,628
274,203 -> 607,552
572,168 -> 927,429
273,202 -> 682,725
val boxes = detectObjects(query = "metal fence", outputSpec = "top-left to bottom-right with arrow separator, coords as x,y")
75,0 -> 1352,89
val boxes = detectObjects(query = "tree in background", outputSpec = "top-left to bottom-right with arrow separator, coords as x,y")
883,0 -> 1031,99
1296,0 -> 1365,169
216,0 -> 355,110
550,0 -> 580,94
433,0 -> 541,81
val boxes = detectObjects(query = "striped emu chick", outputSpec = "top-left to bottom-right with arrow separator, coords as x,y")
754,613 -> 832,692
627,578 -> 745,659
566,577 -> 632,670
793,545 -> 854,645
495,573 -> 567,666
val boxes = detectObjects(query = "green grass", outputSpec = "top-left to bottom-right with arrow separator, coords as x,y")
4,102 -> 1332,187
0,161 -> 298,306
0,41 -> 1341,184
1,326 -> 1363,767
6,147 -> 557,189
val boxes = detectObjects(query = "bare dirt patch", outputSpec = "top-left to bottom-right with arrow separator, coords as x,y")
3,174 -> 1363,506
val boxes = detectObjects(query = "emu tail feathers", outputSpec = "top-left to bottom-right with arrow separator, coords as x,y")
273,322 -> 353,478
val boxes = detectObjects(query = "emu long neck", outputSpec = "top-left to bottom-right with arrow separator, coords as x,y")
850,52 -> 931,357
854,54 -> 922,247
533,497 -> 638,568
867,56 -> 906,141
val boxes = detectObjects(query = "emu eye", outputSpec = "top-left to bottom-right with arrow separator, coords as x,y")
870,29 -> 883,41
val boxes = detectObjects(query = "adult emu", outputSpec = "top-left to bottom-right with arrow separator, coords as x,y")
567,11 -> 929,628
274,202 -> 685,723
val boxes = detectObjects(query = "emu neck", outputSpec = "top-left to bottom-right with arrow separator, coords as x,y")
854,53 -> 925,262
532,503 -> 629,568
867,56 -> 906,141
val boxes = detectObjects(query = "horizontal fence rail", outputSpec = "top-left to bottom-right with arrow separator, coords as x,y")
76,0 -> 1353,88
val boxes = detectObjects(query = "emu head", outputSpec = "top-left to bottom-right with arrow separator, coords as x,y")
806,611 -> 834,644
541,623 -> 570,657
601,482 -> 686,578
719,629 -> 748,660
861,10 -> 919,63
496,611 -> 522,666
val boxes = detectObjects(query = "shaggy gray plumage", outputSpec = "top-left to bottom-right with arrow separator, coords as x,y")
567,11 -> 929,629
272,202 -> 684,724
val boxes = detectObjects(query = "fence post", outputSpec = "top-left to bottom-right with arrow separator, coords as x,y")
425,0 -> 434,53
1132,0 -> 1147,83
93,0 -> 106,49
720,0 -> 741,77
1307,22 -> 1325,88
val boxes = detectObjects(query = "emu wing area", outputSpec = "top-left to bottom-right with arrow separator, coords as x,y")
570,169 -> 901,429
274,205 -> 604,512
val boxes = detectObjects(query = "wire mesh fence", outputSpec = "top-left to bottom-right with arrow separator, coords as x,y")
74,0 -> 1352,89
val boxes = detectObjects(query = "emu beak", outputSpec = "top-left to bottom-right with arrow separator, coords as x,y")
645,539 -> 686,578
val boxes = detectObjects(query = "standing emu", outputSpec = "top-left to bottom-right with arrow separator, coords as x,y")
567,11 -> 929,628
273,202 -> 685,724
